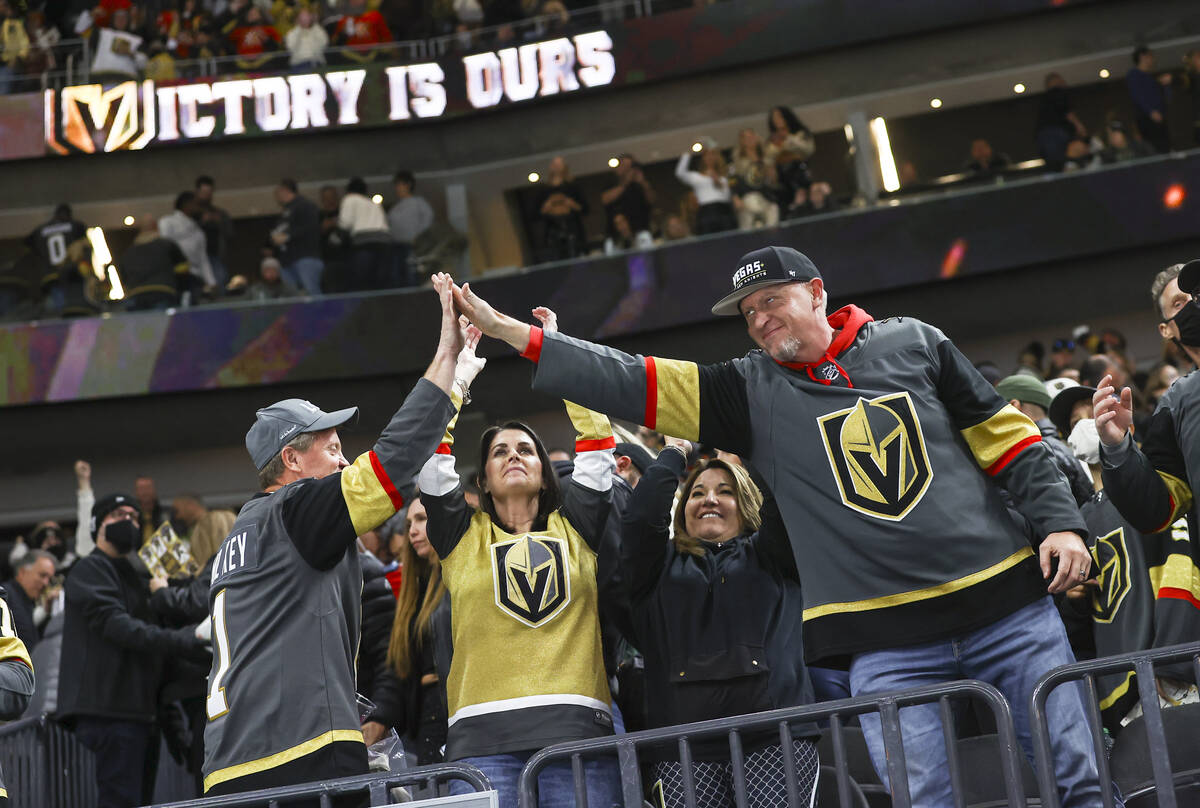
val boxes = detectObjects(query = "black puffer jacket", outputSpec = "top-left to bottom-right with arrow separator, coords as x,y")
358,552 -> 397,704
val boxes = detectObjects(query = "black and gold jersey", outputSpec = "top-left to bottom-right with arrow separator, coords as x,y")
520,308 -> 1086,665
419,397 -> 616,759
25,219 -> 88,287
0,591 -> 34,804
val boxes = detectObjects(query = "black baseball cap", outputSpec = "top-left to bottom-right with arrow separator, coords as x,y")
711,246 -> 822,316
1049,384 -> 1097,438
614,442 -> 655,474
91,493 -> 137,538
246,399 -> 359,470
1175,259 -> 1200,296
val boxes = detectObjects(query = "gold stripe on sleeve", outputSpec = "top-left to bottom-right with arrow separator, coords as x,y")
1157,471 -> 1194,527
959,405 -> 1040,471
653,358 -> 701,441
341,453 -> 397,537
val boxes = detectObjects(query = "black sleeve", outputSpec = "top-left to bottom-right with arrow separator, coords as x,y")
149,559 -> 212,625
751,484 -> 799,581
1102,405 -> 1191,534
282,378 -> 455,571
67,560 -> 206,660
620,448 -> 684,601
367,665 -> 410,733
698,361 -> 754,457
421,488 -> 474,560
560,478 -> 614,555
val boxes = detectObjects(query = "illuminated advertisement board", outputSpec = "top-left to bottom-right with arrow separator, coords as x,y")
41,31 -> 614,155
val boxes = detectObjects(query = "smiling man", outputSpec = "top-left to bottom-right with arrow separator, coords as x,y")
202,274 -> 472,798
455,245 -> 1111,807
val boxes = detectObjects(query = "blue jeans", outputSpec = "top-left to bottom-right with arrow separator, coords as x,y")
849,597 -> 1112,808
282,256 -> 324,295
449,751 -> 622,808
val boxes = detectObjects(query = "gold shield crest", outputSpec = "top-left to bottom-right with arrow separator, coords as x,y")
817,391 -> 934,521
1091,527 -> 1132,624
491,535 -> 571,628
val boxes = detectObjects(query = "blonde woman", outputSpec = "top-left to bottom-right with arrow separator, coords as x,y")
675,144 -> 737,235
622,440 -> 818,808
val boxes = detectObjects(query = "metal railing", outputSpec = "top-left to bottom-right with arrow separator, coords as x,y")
0,714 -> 97,808
148,762 -> 493,807
1030,640 -> 1200,808
517,679 -> 1027,808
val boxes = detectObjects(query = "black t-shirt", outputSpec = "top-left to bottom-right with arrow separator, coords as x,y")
604,182 -> 651,235
1036,87 -> 1073,133
24,219 -> 88,283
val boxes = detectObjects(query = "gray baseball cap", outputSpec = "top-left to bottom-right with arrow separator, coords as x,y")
246,399 -> 359,470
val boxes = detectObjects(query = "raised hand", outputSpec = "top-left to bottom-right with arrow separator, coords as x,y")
455,316 -> 487,387
532,306 -> 558,334
1093,374 -> 1133,446
431,273 -> 464,358
452,282 -> 536,352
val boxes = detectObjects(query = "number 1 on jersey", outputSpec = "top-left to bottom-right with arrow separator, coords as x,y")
206,589 -> 232,720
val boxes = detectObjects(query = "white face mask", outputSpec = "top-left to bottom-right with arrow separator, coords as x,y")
1068,418 -> 1101,465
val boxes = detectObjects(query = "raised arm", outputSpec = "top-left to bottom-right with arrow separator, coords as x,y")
280,275 -> 465,570
621,441 -> 686,601
675,151 -> 703,188
75,460 -> 95,557
453,284 -> 753,455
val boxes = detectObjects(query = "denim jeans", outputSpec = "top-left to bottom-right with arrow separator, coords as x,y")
448,751 -> 622,808
849,597 -> 1114,808
282,256 -> 325,295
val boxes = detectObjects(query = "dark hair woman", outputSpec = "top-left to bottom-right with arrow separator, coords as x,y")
420,309 -> 622,808
623,438 -> 818,808
361,498 -> 451,765
765,105 -> 816,206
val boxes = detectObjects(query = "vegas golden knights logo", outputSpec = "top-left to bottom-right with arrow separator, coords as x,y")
491,535 -> 570,628
818,392 -> 933,521
1091,527 -> 1133,624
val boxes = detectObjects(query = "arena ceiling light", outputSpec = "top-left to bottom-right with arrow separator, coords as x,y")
527,172 -> 540,183
691,142 -> 703,153
607,157 -> 619,168
869,116 -> 901,193
929,98 -> 943,109
371,194 -> 383,204
1099,68 -> 1110,78
123,216 -> 135,226
1013,83 -> 1026,94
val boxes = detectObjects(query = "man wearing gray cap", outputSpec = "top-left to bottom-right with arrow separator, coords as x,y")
454,246 -> 1111,806
202,274 -> 479,797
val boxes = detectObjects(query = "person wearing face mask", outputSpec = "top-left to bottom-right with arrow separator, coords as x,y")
57,493 -> 211,808
1053,382 -> 1200,726
622,438 -> 817,808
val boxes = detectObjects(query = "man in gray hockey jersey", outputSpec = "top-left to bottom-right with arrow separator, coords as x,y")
202,274 -> 476,796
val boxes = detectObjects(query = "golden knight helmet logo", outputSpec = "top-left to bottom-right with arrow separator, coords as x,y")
817,391 -> 934,520
491,535 -> 570,627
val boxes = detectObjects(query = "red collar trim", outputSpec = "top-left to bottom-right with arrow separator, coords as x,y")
778,305 -> 873,372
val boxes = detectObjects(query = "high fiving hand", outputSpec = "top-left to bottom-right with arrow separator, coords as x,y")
431,273 -> 464,358
532,306 -> 558,334
455,316 -> 487,387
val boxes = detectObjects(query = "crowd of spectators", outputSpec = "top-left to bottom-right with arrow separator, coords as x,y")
0,0 -> 680,89
7,254 -> 1200,805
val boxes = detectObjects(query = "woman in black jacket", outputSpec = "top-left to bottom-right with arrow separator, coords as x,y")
362,498 -> 450,765
623,442 -> 818,808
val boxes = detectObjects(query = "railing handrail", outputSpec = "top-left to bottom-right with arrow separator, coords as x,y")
1030,639 -> 1200,808
148,761 -> 493,807
518,679 -> 1026,808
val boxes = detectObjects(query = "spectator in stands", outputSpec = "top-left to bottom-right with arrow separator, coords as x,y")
160,191 -> 217,298
168,494 -> 235,566
675,143 -> 737,235
787,181 -> 838,219
421,311 -> 622,808
357,541 -> 397,714
201,275 -> 465,797
964,138 -> 1010,178
2,551 -> 56,649
603,212 -> 650,255
24,10 -> 59,75
1126,45 -> 1172,153
995,374 -> 1093,505
142,36 -> 176,80
339,176 -> 392,291
764,105 -> 815,204
0,0 -> 29,94
1035,72 -> 1088,172
284,7 -> 326,68
58,493 -> 209,808
25,203 -> 89,317
1099,120 -> 1153,164
89,6 -> 145,80
1143,362 -> 1181,411
1061,137 -> 1100,172
1186,49 -> 1200,146
456,246 -> 1108,806
731,128 -> 780,230
319,184 -> 350,292
388,169 -> 433,287
272,178 -> 325,294
245,256 -> 300,301
660,213 -> 691,243
195,176 -> 233,290
228,4 -> 281,69
0,590 -> 34,795
333,0 -> 392,62
601,153 -> 655,246
134,475 -> 163,546
119,216 -> 190,311
362,499 -> 450,765
1048,337 -> 1078,379
535,156 -> 588,262
623,443 -> 819,807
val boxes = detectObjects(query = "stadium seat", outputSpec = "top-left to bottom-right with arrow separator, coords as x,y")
957,734 -> 1040,807
1111,701 -> 1200,798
